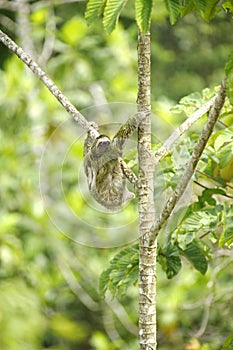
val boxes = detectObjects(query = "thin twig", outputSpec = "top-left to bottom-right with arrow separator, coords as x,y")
196,169 -> 233,190
194,180 -> 233,199
150,78 -> 226,244
154,96 -> 216,165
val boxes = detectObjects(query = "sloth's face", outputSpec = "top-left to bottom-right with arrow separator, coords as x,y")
94,135 -> 111,156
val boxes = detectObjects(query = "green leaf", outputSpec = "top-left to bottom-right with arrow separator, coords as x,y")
193,0 -> 207,11
180,239 -> 208,274
202,188 -> 226,206
225,53 -> 233,105
159,241 -> 182,279
85,0 -> 106,26
221,333 -> 233,350
200,0 -> 220,21
219,225 -> 233,248
164,0 -> 181,24
99,244 -> 139,298
135,0 -> 153,34
181,0 -> 195,17
214,126 -> 233,151
103,0 -> 128,34
218,143 -> 233,169
222,1 -> 233,14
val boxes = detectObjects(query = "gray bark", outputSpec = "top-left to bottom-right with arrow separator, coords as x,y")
137,30 -> 157,350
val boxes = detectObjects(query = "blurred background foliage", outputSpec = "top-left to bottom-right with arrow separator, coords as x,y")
0,1 -> 232,349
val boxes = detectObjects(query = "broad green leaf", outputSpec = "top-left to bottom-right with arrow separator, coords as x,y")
200,0 -> 220,20
135,0 -> 153,34
181,210 -> 217,233
221,333 -> 233,350
214,127 -> 233,151
99,244 -> 139,297
85,0 -> 106,25
181,0 -> 194,17
159,241 -> 182,279
164,0 -> 181,24
225,53 -> 233,105
218,143 -> 233,169
103,0 -> 128,34
193,0 -> 207,11
180,239 -> 208,274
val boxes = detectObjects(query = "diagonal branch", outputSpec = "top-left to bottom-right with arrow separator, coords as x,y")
0,29 -> 99,137
150,78 -> 226,245
154,96 -> 217,165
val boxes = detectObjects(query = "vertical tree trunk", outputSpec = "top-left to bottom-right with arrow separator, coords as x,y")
137,30 -> 157,349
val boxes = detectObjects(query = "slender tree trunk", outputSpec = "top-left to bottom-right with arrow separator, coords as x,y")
137,30 -> 157,349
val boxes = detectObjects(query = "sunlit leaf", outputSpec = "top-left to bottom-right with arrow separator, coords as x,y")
103,0 -> 128,34
200,0 -> 220,20
214,127 -> 233,151
181,0 -> 195,17
85,0 -> 106,25
135,0 -> 153,34
164,0 -> 181,24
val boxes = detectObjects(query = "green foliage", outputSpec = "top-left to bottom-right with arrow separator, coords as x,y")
222,333 -> 233,350
85,0 -> 129,34
158,240 -> 182,279
165,0 -> 181,24
181,0 -> 221,21
100,86 -> 233,296
200,0 -> 220,21
85,0 -> 227,33
85,0 -> 105,25
135,0 -> 153,33
180,239 -> 208,274
225,53 -> 233,105
222,1 -> 233,13
99,244 -> 139,297
103,0 -> 129,34
159,235 -> 208,279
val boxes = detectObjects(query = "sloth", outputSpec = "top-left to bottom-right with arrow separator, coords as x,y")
83,113 -> 145,210
83,132 -> 135,210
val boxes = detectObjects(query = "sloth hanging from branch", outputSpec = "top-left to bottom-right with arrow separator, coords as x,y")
83,113 -> 144,210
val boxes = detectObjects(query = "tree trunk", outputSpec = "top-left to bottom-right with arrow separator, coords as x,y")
137,30 -> 157,349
